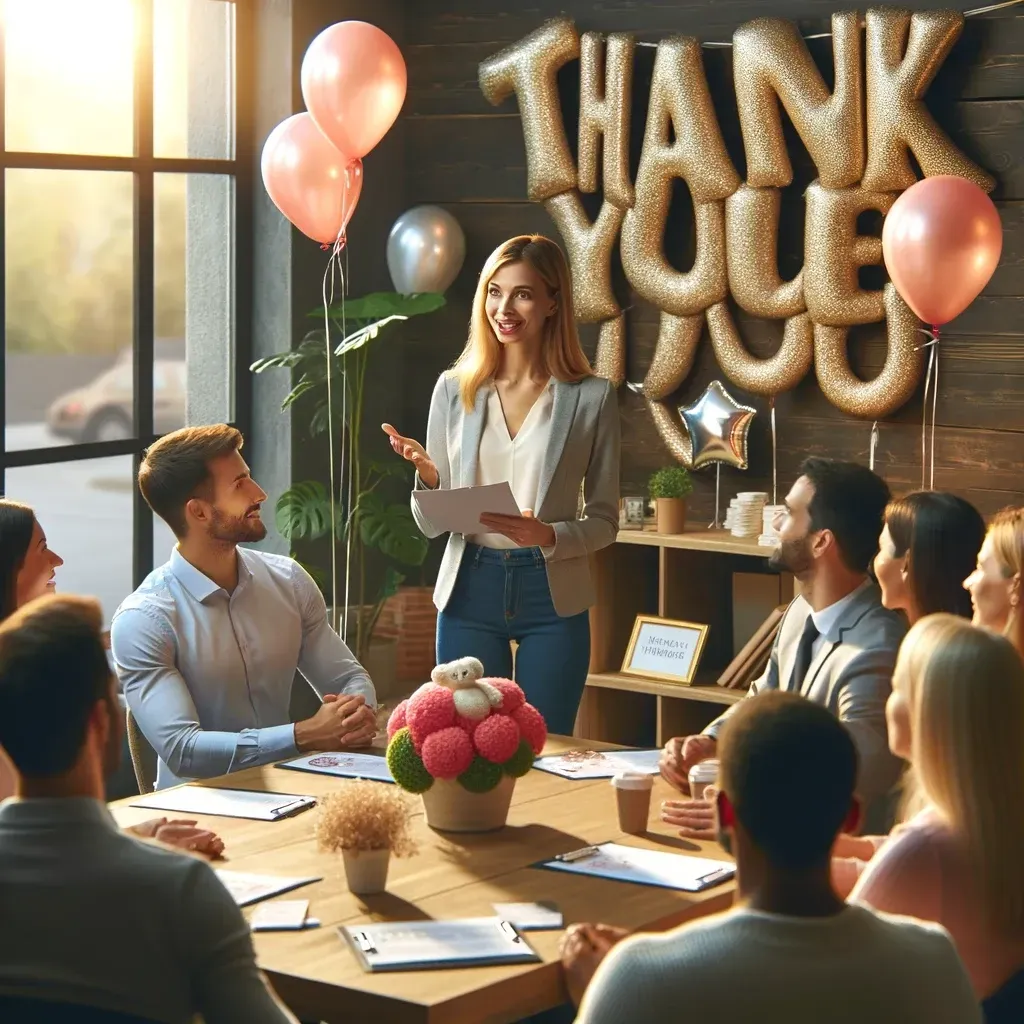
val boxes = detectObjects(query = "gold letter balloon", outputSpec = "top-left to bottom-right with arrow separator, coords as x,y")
479,9 -> 997,432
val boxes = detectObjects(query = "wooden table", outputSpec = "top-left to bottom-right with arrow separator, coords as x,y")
109,737 -> 735,1024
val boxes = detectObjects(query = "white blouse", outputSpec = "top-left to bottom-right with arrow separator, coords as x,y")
468,379 -> 554,549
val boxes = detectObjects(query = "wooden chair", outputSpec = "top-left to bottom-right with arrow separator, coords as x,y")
125,707 -> 157,795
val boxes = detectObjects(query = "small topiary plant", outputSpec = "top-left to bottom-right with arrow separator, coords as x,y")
649,465 -> 694,500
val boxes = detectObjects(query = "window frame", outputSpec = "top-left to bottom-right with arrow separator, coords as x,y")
0,0 -> 255,587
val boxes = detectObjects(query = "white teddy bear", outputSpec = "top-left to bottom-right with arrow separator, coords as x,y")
431,656 -> 503,720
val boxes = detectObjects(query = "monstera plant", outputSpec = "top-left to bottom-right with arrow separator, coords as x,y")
252,291 -> 445,660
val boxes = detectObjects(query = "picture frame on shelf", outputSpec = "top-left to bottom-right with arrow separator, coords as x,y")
621,615 -> 710,686
621,496 -> 646,530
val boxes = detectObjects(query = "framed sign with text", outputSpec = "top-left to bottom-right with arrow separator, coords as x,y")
621,615 -> 710,686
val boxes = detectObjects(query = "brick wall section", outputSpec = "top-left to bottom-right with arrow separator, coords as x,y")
379,586 -> 438,684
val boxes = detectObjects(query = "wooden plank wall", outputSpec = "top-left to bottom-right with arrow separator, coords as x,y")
396,1 -> 1024,520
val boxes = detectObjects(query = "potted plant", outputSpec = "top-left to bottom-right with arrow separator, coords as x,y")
252,292 -> 445,693
384,671 -> 547,833
314,779 -> 418,895
649,465 -> 693,535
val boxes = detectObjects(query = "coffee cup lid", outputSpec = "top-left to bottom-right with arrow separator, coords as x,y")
688,760 -> 719,782
611,771 -> 654,790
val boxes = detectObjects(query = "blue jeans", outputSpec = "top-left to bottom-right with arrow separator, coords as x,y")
436,544 -> 591,736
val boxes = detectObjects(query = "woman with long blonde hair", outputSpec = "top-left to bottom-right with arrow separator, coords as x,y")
964,506 -> 1024,657
849,614 -> 1024,1003
383,235 -> 620,732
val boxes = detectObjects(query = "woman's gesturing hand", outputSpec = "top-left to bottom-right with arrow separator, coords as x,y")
382,423 -> 439,489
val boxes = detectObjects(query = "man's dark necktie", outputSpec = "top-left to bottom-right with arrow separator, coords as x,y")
789,616 -> 820,692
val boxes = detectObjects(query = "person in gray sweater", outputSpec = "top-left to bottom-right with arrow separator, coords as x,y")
562,692 -> 981,1024
0,594 -> 295,1024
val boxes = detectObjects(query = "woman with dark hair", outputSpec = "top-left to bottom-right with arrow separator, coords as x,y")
873,491 -> 986,625
0,499 -> 223,856
0,500 -> 62,621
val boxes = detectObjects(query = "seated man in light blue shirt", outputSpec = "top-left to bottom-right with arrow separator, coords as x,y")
112,424 -> 377,789
0,594 -> 296,1024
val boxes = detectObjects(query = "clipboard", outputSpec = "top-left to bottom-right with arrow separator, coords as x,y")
340,918 -> 541,973
534,842 -> 735,893
131,786 -> 316,821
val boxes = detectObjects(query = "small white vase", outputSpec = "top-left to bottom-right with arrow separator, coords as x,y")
342,847 -> 391,895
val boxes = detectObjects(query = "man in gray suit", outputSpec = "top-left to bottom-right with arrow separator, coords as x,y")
660,458 -> 906,836
0,594 -> 295,1024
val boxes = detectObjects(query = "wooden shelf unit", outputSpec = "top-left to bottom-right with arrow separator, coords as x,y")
576,527 -> 794,748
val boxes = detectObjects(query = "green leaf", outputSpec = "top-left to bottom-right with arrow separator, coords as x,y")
333,315 -> 408,357
356,494 -> 429,566
275,481 -> 342,541
308,291 -> 447,321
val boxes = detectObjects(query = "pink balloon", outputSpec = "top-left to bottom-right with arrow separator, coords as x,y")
882,175 -> 1002,328
301,21 -> 407,161
260,113 -> 363,246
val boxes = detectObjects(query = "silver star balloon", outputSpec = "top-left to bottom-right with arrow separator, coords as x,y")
679,380 -> 757,470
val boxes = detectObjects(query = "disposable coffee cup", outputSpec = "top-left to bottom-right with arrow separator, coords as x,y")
688,760 -> 719,801
611,771 -> 654,834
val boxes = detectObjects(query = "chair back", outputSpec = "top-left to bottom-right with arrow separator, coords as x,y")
125,706 -> 157,795
0,995 -> 160,1022
984,965 -> 1024,1024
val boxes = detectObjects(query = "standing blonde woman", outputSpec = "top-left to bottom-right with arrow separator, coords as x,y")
964,506 -> 1024,657
849,615 -> 1024,1003
383,235 -> 620,734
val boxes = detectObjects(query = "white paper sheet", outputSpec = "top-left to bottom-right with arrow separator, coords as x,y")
215,870 -> 320,907
492,902 -> 563,931
412,482 -> 520,536
540,842 -> 735,892
532,748 -> 663,779
279,752 -> 394,783
131,786 -> 315,821
342,917 -> 539,972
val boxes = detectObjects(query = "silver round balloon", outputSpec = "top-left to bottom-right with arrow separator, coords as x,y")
386,205 -> 466,295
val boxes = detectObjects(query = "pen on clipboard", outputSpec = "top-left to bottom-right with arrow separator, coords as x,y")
694,865 -> 733,886
270,797 -> 314,817
352,930 -> 377,954
554,845 -> 601,863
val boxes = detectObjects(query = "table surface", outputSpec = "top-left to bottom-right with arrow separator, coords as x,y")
110,737 -> 735,1024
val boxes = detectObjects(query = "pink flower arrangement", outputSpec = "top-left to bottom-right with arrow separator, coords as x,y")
386,676 -> 546,794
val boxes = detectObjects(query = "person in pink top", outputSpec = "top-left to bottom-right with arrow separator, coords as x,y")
847,614 -> 1024,1001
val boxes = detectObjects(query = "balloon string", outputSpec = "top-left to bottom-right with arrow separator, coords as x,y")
869,421 -> 879,472
321,247 -> 339,634
769,397 -> 777,506
342,224 -> 353,646
709,463 -> 722,530
916,328 -> 940,491
321,171 -> 354,639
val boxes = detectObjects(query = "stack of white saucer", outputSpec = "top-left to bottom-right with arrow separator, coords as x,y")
729,492 -> 767,539
759,505 -> 785,548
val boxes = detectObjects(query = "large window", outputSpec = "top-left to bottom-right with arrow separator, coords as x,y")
0,0 -> 253,621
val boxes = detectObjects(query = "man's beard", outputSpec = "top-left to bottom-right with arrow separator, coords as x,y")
768,534 -> 814,576
210,505 -> 267,544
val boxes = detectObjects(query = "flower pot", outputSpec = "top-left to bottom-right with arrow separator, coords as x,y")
421,775 -> 516,833
342,847 -> 391,895
655,498 -> 688,535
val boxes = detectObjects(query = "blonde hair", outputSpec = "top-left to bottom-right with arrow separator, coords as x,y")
449,235 -> 593,411
987,506 -> 1024,656
896,613 -> 1024,936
